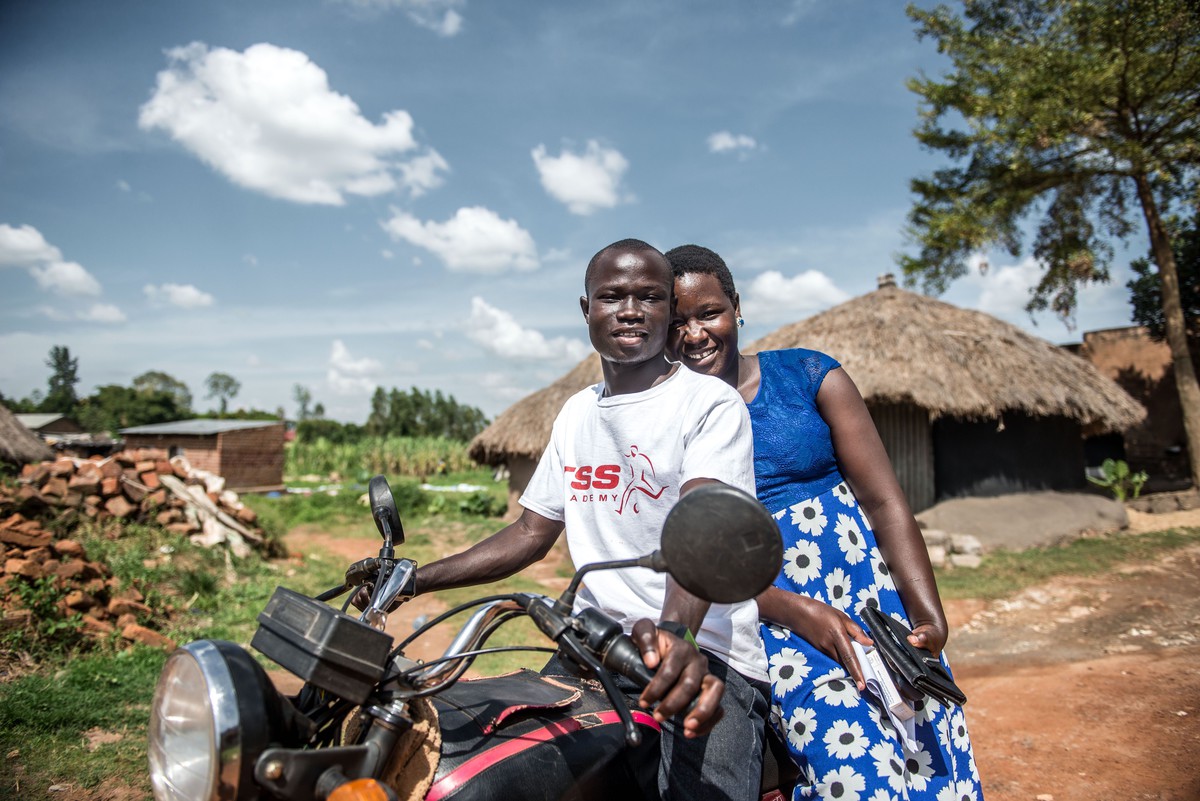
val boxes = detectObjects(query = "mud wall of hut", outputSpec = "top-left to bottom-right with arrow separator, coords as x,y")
931,413 -> 1085,499
869,403 -> 936,513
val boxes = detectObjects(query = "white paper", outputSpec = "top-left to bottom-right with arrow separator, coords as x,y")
852,640 -> 918,751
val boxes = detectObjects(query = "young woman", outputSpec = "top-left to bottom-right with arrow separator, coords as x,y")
666,244 -> 982,801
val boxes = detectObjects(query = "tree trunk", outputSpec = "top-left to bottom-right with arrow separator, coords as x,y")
1135,173 -> 1200,488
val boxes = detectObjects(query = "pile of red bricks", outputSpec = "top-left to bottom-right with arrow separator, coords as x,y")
0,450 -> 270,650
12,450 -> 263,537
0,510 -> 172,649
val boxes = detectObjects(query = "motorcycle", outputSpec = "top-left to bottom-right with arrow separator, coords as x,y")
146,477 -> 792,801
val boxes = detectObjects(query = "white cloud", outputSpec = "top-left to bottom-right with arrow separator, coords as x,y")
2,224 -> 103,296
116,180 -> 131,192
740,269 -> 850,323
707,131 -> 759,155
962,254 -> 1045,318
0,223 -> 64,266
332,0 -> 464,36
381,206 -> 538,274
30,261 -> 102,296
327,339 -> 382,395
144,283 -> 215,308
466,297 -> 591,362
138,42 -> 448,205
532,140 -> 631,215
79,303 -> 127,323
398,149 -> 450,197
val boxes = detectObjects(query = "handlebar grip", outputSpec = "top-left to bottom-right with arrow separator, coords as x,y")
600,632 -> 655,687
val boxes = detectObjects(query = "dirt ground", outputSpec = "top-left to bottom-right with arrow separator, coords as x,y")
275,507 -> 1200,801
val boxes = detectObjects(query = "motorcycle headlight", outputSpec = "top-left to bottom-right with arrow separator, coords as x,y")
148,640 -> 276,801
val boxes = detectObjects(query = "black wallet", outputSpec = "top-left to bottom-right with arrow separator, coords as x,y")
861,606 -> 967,707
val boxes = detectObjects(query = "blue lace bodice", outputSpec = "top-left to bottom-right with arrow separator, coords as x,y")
747,348 -> 842,511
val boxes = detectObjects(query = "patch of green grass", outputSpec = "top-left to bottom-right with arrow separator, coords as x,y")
0,646 -> 164,795
935,525 -> 1200,600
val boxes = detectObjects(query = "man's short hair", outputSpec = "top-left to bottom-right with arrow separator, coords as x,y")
584,238 -> 664,293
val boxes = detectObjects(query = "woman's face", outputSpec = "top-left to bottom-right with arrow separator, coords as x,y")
669,272 -> 741,386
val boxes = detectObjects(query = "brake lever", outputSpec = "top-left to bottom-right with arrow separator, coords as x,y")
556,631 -> 643,748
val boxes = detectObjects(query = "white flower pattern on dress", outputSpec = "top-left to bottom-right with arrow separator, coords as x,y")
784,705 -> 819,752
950,709 -> 970,751
825,567 -> 853,611
784,539 -> 824,585
790,497 -> 827,535
825,719 -> 870,760
903,739 -> 935,792
813,669 -> 860,708
855,586 -> 881,615
869,547 -> 896,592
832,481 -> 856,507
769,647 -> 812,694
870,740 -> 907,794
760,432 -> 979,801
765,622 -> 791,640
819,765 -> 866,801
835,513 -> 868,564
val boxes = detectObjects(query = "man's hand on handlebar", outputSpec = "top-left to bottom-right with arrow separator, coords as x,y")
630,618 -> 724,738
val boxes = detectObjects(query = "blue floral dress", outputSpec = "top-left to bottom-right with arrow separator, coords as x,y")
750,349 -> 982,801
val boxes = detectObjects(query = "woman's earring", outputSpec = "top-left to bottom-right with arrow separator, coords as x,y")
736,316 -> 745,328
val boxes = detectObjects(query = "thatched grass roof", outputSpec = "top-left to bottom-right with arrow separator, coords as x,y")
748,282 -> 1145,434
0,404 -> 53,466
468,281 -> 1145,465
470,354 -> 603,464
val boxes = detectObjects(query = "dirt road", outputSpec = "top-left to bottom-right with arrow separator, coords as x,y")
281,513 -> 1200,801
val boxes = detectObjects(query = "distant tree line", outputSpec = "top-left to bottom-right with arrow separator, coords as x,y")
292,386 -> 489,445
0,346 -> 273,436
1,347 -> 489,445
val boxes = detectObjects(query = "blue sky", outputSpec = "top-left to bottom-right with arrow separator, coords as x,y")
0,0 -> 1145,423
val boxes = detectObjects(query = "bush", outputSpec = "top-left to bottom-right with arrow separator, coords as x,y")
1087,458 -> 1149,501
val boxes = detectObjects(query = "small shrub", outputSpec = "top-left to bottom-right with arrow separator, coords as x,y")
1087,458 -> 1149,501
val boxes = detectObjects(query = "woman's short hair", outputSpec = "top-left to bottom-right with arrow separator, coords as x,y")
664,244 -> 738,302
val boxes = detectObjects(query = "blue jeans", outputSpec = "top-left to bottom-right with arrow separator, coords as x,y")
543,651 -> 769,801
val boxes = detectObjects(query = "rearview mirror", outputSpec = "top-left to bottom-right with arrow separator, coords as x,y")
660,483 -> 782,604
368,475 -> 405,545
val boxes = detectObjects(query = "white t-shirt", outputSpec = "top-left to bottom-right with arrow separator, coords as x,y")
520,364 -> 768,681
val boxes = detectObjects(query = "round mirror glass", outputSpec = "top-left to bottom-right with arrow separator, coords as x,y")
660,483 -> 782,604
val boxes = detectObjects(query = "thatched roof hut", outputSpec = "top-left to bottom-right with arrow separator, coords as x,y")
471,277 -> 1145,513
749,278 -> 1145,436
0,404 -> 53,467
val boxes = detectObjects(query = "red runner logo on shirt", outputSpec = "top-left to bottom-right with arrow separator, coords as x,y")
564,445 -> 668,514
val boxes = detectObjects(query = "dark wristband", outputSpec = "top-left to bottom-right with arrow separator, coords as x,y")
657,620 -> 699,650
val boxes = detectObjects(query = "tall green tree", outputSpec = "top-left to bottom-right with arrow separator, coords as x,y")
132,370 -> 192,412
42,345 -> 79,414
77,385 -> 185,435
204,372 -> 241,416
902,0 -> 1200,484
1128,203 -> 1200,343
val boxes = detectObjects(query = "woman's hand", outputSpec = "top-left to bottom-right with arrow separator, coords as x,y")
907,619 -> 948,657
759,589 -> 873,691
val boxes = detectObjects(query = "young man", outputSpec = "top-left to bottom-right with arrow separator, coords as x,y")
410,239 -> 769,800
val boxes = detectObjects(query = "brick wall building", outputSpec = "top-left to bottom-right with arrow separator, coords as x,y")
120,419 -> 285,492
1077,325 -> 1190,488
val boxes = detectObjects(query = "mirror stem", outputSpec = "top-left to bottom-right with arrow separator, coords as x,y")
553,551 -> 666,616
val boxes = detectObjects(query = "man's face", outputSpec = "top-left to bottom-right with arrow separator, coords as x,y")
580,247 -> 673,366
